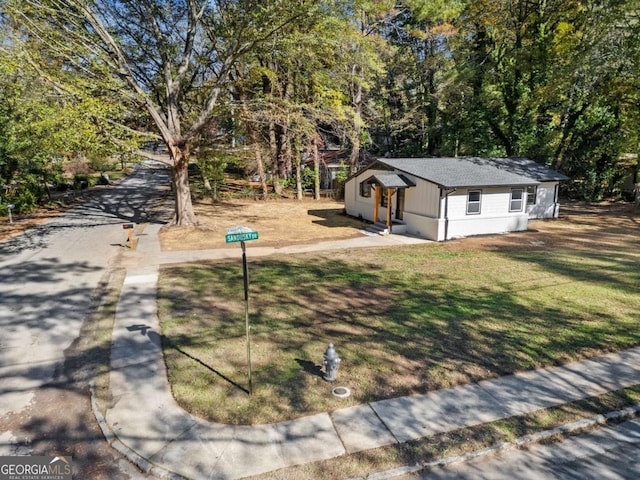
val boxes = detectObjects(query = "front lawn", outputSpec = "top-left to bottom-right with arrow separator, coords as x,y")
157,203 -> 640,425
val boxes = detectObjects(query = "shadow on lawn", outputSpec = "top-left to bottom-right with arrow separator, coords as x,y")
157,203 -> 640,423
294,358 -> 324,379
307,208 -> 368,229
165,336 -> 250,395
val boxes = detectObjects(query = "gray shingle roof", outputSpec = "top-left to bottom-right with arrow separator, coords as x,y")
480,157 -> 571,182
364,173 -> 415,189
373,157 -> 566,188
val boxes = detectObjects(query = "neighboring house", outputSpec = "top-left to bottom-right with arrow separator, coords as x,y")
303,148 -> 349,190
344,157 -> 569,241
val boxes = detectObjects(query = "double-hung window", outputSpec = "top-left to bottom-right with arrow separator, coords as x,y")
467,190 -> 481,214
510,188 -> 524,212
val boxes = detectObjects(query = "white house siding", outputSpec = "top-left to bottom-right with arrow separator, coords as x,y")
404,178 -> 440,217
401,179 -> 442,239
527,182 -> 560,219
403,211 -> 444,240
444,188 -> 530,240
344,175 -> 370,220
346,173 -> 538,241
344,169 -> 389,222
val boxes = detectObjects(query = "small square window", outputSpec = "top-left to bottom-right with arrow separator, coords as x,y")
467,190 -> 481,214
527,185 -> 537,205
510,188 -> 524,212
360,182 -> 371,198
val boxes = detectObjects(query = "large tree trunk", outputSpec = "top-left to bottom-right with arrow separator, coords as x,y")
313,135 -> 321,200
269,118 -> 279,173
349,64 -> 363,175
170,146 -> 197,226
255,145 -> 269,199
634,147 -> 640,209
294,141 -> 303,200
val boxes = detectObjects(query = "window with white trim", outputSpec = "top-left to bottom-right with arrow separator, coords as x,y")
467,190 -> 481,214
510,188 -> 524,212
527,185 -> 537,205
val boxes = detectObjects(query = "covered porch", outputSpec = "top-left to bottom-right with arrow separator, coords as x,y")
363,173 -> 415,234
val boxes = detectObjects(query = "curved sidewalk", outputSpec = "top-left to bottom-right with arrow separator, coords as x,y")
104,223 -> 640,479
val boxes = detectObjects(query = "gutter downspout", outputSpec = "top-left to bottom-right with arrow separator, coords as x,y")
441,188 -> 456,241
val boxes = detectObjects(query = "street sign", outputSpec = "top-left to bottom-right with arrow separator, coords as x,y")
225,226 -> 259,243
225,231 -> 258,243
225,225 -> 259,395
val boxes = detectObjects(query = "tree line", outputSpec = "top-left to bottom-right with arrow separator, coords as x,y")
1,0 -> 638,222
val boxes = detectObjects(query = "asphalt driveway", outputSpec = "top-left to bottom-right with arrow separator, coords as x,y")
0,162 -> 170,478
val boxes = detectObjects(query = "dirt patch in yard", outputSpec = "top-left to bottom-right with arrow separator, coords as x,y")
450,201 -> 640,253
159,198 -> 370,250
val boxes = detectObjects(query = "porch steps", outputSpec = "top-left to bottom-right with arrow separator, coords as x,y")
366,221 -> 409,235
366,222 -> 391,235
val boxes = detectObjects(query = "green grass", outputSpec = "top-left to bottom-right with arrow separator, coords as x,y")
157,229 -> 640,425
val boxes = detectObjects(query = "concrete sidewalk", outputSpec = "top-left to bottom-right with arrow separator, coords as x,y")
104,224 -> 640,479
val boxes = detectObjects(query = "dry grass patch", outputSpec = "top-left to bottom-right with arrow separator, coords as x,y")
159,198 -> 369,250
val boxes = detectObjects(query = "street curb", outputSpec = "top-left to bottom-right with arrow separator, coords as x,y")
89,381 -> 187,480
91,377 -> 640,480
349,403 -> 640,480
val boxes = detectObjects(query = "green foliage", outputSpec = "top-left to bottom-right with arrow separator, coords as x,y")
334,162 -> 350,185
300,165 -> 316,191
72,173 -> 97,190
3,0 -> 639,204
194,147 -> 238,200
0,18 -> 144,214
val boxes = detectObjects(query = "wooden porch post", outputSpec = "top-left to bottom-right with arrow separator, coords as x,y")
386,188 -> 392,228
374,185 -> 380,223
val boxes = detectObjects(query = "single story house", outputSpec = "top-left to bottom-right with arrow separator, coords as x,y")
344,157 -> 570,241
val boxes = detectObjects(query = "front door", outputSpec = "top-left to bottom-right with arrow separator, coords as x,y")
396,188 -> 405,220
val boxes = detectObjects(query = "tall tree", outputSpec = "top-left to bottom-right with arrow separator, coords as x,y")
442,0 -> 638,200
6,0 -> 312,225
375,0 -> 464,156
230,1 -> 382,195
339,0 -> 393,172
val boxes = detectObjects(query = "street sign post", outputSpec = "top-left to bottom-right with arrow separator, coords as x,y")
226,226 -> 259,395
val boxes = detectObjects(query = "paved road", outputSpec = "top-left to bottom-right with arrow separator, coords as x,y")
0,163 -> 170,477
403,417 -> 640,479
